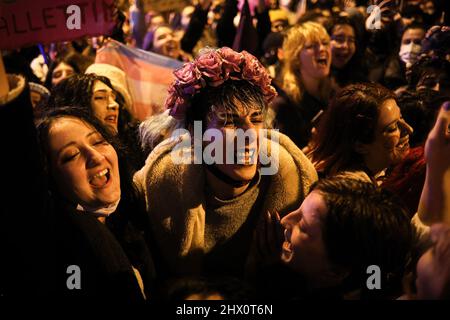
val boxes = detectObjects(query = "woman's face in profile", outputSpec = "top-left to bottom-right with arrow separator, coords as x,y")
359,99 -> 413,171
48,116 -> 121,209
90,80 -> 120,133
280,191 -> 331,277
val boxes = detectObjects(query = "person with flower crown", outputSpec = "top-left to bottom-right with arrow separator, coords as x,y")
134,47 -> 318,281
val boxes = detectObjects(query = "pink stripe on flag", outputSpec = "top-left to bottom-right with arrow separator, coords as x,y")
95,39 -> 183,121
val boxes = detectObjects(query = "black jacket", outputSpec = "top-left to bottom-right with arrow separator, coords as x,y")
0,75 -> 155,300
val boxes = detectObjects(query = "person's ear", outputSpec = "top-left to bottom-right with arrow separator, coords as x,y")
277,48 -> 284,61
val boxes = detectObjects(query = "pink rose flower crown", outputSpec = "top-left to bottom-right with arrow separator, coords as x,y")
165,47 -> 278,120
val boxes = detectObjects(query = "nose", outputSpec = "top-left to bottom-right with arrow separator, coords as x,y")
399,118 -> 413,136
318,41 -> 329,52
107,97 -> 119,110
339,40 -> 349,50
280,209 -> 300,228
86,147 -> 105,168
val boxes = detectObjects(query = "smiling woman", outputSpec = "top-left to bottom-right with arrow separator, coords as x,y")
34,107 -> 156,299
46,73 -> 144,171
270,22 -> 332,149
1,63 -> 156,298
280,177 -> 416,299
309,82 -> 413,184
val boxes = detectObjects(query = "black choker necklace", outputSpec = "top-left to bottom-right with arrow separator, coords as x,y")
205,164 -> 252,187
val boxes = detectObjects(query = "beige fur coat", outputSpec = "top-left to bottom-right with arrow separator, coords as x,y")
134,130 -> 318,276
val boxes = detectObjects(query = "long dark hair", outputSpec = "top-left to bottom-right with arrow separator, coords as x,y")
36,107 -> 144,228
310,83 -> 395,176
46,74 -> 143,169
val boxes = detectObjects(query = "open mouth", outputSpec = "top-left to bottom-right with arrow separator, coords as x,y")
234,148 -> 257,165
316,57 -> 328,67
89,168 -> 111,188
166,41 -> 179,54
104,115 -> 117,125
396,137 -> 410,152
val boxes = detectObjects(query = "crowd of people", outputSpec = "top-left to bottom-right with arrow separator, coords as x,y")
1,0 -> 450,301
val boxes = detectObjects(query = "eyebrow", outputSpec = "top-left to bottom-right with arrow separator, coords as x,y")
56,131 -> 98,157
228,111 -> 263,118
93,89 -> 110,94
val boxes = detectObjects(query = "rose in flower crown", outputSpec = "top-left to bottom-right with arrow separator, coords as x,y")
165,47 -> 278,120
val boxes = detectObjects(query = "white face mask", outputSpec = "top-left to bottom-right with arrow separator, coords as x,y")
399,42 -> 421,67
77,197 -> 120,218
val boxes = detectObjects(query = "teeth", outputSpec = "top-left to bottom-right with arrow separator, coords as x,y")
236,149 -> 256,164
92,169 -> 108,179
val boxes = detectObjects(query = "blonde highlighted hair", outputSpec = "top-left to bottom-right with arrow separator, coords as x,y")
281,22 -> 330,104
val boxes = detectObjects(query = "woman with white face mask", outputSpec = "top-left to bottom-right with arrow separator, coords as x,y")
399,24 -> 426,69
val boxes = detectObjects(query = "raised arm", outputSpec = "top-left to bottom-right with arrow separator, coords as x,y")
418,102 -> 450,225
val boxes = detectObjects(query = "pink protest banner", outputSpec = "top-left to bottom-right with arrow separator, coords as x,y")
95,39 -> 183,121
0,0 -> 115,50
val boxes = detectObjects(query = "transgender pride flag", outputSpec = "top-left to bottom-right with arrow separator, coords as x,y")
95,39 -> 183,121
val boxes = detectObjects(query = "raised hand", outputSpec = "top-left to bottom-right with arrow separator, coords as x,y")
418,102 -> 450,225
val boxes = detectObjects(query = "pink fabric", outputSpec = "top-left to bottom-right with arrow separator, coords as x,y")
0,0 -> 115,50
95,39 -> 183,121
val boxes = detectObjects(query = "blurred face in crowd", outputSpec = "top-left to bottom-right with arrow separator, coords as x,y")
416,224 -> 450,299
152,26 -> 180,59
271,19 -> 289,33
281,191 -> 332,279
90,81 -> 120,132
399,28 -> 425,66
52,62 -> 75,87
359,99 -> 413,173
181,6 -> 195,29
299,35 -> 331,81
421,0 -> 435,16
150,14 -> 165,29
401,28 -> 425,46
330,24 -> 356,69
48,117 -> 121,210
204,101 -> 264,184
30,91 -> 42,108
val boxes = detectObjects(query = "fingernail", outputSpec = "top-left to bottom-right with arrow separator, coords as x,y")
444,101 -> 450,111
